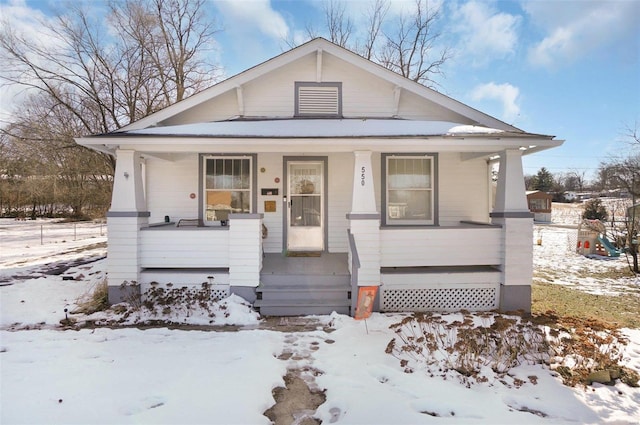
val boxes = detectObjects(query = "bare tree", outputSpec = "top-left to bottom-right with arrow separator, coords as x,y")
624,120 -> 640,148
0,0 -> 222,217
598,123 -> 640,273
3,93 -> 114,218
148,0 -> 221,102
378,0 -> 451,87
323,0 -> 353,48
560,169 -> 587,193
357,0 -> 389,60
286,0 -> 451,88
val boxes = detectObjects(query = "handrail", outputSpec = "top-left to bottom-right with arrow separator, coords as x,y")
347,229 -> 360,269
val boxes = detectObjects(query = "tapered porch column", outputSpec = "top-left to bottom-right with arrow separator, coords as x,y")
348,151 -> 381,312
106,149 -> 149,303
490,149 -> 533,313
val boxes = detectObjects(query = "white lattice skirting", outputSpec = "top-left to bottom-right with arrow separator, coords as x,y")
140,283 -> 230,301
206,285 -> 231,300
381,285 -> 498,312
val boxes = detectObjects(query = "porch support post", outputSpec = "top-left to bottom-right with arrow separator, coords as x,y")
490,149 -> 533,313
348,151 -> 381,315
351,151 -> 377,214
228,214 -> 263,302
106,149 -> 149,303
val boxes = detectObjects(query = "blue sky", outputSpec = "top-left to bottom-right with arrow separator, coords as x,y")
2,0 -> 639,181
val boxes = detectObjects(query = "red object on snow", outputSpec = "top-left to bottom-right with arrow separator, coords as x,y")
355,286 -> 378,320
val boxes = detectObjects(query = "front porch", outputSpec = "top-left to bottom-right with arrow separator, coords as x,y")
104,147 -> 538,314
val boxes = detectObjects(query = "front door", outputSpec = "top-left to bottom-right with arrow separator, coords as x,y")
286,160 -> 325,252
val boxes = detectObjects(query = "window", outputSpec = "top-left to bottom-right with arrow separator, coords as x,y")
529,198 -> 550,211
382,154 -> 436,226
295,82 -> 342,117
203,156 -> 252,224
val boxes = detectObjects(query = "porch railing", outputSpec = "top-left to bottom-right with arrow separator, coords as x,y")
380,224 -> 502,268
140,226 -> 230,268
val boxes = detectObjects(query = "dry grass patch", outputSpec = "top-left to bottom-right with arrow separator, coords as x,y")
573,267 -> 635,280
74,279 -> 109,314
532,282 -> 640,330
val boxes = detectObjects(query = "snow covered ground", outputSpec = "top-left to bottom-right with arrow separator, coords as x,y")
534,202 -> 639,296
1,216 -> 639,424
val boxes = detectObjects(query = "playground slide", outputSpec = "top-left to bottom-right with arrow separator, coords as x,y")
597,236 -> 621,257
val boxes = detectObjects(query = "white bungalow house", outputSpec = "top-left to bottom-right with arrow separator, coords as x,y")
76,38 -> 562,316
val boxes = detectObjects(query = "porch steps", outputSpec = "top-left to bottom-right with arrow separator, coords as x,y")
255,279 -> 351,316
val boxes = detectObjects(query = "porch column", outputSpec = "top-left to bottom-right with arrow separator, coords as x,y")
348,151 -> 381,312
351,151 -> 377,213
490,149 -> 534,313
106,149 -> 149,303
228,214 -> 263,302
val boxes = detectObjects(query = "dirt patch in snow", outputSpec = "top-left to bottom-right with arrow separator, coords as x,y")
264,370 -> 326,425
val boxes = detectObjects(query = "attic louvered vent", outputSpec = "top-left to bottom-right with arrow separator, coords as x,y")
295,82 -> 342,117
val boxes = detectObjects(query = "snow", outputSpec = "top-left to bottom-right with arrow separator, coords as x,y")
125,119 -> 505,138
446,124 -> 505,134
1,216 -> 639,424
533,202 -> 638,296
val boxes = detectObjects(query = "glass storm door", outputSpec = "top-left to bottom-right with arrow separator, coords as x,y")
287,161 -> 324,251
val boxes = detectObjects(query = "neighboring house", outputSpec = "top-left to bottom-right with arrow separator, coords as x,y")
76,38 -> 563,316
526,191 -> 553,222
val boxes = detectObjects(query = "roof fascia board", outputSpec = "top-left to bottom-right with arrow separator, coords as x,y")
81,135 -> 560,152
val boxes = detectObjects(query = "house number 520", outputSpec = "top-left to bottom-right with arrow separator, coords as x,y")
360,166 -> 366,186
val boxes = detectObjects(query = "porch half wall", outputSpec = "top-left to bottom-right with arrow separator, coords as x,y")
378,225 -> 503,312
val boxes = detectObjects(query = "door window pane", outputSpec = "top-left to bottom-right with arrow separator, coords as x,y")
290,196 -> 321,226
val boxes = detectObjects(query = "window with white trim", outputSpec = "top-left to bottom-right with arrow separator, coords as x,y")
383,154 -> 435,225
203,156 -> 252,224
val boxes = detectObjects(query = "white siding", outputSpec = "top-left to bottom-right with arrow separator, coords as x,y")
327,153 -> 352,252
146,154 -> 200,223
228,217 -> 262,287
438,153 -> 490,225
381,272 -> 501,287
107,216 -> 148,287
148,50 -> 482,124
380,227 -> 502,267
396,90 -> 474,122
494,217 -> 534,286
257,152 -> 284,253
323,54 -> 395,117
243,55 -> 315,117
161,90 -> 240,125
349,218 -> 381,286
140,228 -> 229,268
139,271 -> 229,286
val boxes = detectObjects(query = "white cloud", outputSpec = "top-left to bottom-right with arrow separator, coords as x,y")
470,82 -> 521,123
524,1 -> 639,68
451,1 -> 520,66
215,0 -> 289,40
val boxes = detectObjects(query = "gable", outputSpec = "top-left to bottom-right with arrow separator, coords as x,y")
120,38 -> 515,133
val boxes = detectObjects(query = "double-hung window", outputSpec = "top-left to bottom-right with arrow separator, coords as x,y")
383,154 -> 436,226
203,156 -> 252,224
